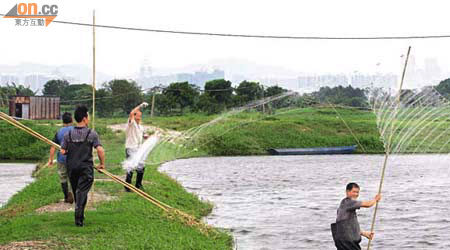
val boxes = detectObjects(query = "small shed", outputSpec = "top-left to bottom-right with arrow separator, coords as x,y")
9,96 -> 60,120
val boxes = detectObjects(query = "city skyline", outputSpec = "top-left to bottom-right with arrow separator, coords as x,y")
1,54 -> 447,94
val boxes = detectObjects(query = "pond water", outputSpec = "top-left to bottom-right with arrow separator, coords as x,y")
0,163 -> 35,207
161,154 -> 450,249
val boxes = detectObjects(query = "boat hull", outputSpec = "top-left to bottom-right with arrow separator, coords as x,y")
267,145 -> 357,155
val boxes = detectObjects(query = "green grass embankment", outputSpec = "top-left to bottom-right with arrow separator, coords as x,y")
137,107 -> 450,155
0,121 -> 56,161
0,126 -> 232,249
193,107 -> 385,155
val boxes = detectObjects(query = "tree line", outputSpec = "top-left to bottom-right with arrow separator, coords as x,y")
13,76 -> 450,116
41,79 -> 296,116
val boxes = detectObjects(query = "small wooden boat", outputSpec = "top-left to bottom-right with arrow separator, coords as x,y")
267,145 -> 357,155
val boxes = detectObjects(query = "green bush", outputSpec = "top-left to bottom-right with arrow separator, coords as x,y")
0,121 -> 55,160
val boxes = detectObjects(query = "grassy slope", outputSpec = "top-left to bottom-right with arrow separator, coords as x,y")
192,107 -> 383,155
0,130 -> 232,249
135,107 -> 450,155
0,121 -> 56,160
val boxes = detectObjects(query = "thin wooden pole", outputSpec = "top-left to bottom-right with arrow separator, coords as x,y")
92,10 -> 96,130
262,85 -> 265,113
151,93 -> 155,117
366,46 -> 411,250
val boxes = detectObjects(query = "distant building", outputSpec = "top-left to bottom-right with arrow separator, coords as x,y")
257,77 -> 299,90
177,69 -> 225,88
9,95 -> 60,120
350,73 -> 397,88
405,56 -> 444,87
137,65 -> 225,89
298,74 -> 349,89
297,73 -> 397,90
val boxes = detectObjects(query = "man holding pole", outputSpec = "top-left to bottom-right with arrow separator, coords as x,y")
61,105 -> 105,227
48,112 -> 74,204
331,183 -> 381,250
124,102 -> 149,191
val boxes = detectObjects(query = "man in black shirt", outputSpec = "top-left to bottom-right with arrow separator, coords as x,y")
61,106 -> 105,227
331,183 -> 381,250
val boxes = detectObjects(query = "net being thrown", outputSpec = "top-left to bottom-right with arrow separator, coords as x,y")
369,85 -> 450,155
122,134 -> 160,173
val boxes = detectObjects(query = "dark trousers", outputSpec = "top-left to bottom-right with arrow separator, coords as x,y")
335,240 -> 361,250
68,166 -> 93,222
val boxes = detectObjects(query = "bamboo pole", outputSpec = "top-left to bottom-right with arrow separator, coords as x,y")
92,10 -> 96,130
151,93 -> 155,117
262,85 -> 265,114
366,46 -> 411,250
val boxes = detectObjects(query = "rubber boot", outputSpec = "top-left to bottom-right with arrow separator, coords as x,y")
75,212 -> 83,227
125,172 -> 133,192
66,191 -> 74,204
61,183 -> 74,203
135,171 -> 144,190
62,182 -> 69,199
135,172 -> 144,190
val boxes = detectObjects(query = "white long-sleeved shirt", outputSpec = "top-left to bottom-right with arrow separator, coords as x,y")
125,119 -> 143,149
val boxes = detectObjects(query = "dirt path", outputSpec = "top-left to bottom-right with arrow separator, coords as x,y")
0,240 -> 56,250
35,190 -> 117,214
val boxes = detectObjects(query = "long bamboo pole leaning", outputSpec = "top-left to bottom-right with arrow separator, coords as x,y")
0,111 -> 212,234
366,46 -> 411,250
92,10 -> 96,130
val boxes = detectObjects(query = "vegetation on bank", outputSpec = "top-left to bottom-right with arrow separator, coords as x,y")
0,128 -> 233,249
0,121 -> 55,160
181,107 -> 385,155
3,104 -> 450,162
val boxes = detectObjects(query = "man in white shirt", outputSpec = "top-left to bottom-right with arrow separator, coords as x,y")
124,102 -> 149,191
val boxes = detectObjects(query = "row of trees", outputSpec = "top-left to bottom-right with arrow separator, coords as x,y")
42,79 -> 292,116
0,83 -> 36,107
435,78 -> 450,98
312,85 -> 369,108
10,77 -> 434,116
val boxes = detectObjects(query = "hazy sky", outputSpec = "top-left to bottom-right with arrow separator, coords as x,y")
2,0 -> 450,77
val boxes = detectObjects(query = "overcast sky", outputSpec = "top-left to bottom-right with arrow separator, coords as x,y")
2,0 -> 450,78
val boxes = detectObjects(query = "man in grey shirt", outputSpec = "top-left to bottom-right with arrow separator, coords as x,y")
331,182 -> 381,250
61,105 -> 105,227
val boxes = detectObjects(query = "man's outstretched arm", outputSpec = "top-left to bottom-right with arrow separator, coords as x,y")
361,194 -> 382,208
129,102 -> 149,121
